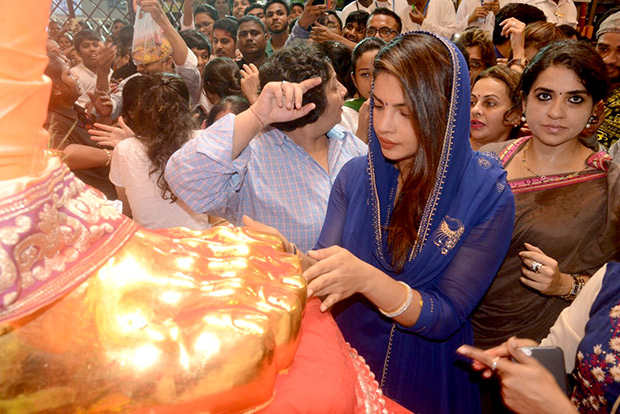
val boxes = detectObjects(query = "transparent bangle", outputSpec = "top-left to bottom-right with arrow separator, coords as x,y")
379,281 -> 413,318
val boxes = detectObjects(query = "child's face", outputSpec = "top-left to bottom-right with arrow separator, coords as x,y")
192,47 -> 210,72
352,49 -> 379,100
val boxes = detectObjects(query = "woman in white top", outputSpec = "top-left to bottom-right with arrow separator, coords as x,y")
110,74 -> 210,229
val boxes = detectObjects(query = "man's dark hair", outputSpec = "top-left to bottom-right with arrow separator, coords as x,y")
245,3 -> 265,16
238,15 -> 266,32
112,18 -> 128,27
194,4 -> 219,21
346,10 -> 369,27
557,23 -> 582,40
259,42 -> 331,131
73,29 -> 100,51
493,3 -> 546,45
291,2 -> 304,11
117,25 -> 134,49
213,17 -> 239,39
368,8 -> 402,34
263,0 -> 290,15
180,29 -> 212,55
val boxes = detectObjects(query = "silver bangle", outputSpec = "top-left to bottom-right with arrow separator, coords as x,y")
379,281 -> 413,318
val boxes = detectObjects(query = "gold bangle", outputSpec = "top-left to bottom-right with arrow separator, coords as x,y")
379,281 -> 413,318
211,219 -> 228,226
103,148 -> 112,167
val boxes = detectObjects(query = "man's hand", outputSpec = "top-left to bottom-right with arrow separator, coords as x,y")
409,7 -> 425,25
299,0 -> 326,30
240,64 -> 261,105
468,6 -> 489,25
88,90 -> 113,123
97,42 -> 117,73
250,77 -> 321,126
310,22 -> 337,42
138,0 -> 168,27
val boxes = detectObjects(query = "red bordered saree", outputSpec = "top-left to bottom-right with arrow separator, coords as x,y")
473,137 -> 620,349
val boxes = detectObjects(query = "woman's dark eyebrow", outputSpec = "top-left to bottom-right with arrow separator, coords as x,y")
372,93 -> 407,107
534,86 -> 588,95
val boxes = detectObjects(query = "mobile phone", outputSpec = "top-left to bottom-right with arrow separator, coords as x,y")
518,346 -> 569,395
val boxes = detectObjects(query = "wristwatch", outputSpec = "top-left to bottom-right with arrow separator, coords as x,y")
560,274 -> 585,302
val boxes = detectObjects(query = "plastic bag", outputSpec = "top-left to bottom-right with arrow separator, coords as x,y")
131,5 -> 173,65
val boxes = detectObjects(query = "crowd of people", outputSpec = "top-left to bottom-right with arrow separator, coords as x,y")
45,0 -> 620,413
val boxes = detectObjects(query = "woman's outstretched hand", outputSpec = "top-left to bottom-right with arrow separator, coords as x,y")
303,246 -> 374,312
89,116 -> 134,148
249,77 -> 322,126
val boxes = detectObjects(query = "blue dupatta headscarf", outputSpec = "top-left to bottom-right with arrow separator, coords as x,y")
322,31 -> 515,413
366,31 -> 512,283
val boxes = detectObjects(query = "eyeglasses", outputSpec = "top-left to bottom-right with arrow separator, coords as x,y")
365,26 -> 398,39
196,22 -> 213,30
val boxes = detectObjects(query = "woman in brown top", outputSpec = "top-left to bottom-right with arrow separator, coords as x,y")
472,40 -> 620,349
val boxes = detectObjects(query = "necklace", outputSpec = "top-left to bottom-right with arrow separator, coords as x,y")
521,141 -> 590,183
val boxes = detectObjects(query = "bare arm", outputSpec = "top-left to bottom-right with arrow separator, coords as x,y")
96,42 -> 116,93
183,0 -> 194,29
63,144 -> 111,170
139,0 -> 189,66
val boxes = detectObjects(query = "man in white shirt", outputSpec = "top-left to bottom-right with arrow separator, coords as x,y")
405,0 -> 457,37
516,0 -> 577,27
70,30 -> 112,110
456,0 -> 505,35
341,0 -> 456,38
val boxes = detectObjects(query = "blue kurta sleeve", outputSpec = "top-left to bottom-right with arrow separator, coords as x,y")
314,158 -> 362,249
408,194 -> 515,340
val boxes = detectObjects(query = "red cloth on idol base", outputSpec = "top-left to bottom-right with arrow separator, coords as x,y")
264,298 -> 413,414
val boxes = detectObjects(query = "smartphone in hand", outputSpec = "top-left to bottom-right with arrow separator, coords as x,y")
519,346 -> 569,395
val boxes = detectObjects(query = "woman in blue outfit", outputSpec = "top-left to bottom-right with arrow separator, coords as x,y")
301,32 -> 516,413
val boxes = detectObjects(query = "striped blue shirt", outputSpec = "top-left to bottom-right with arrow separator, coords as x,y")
165,114 -> 367,252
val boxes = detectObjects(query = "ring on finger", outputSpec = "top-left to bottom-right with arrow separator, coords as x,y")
531,261 -> 543,273
491,356 -> 500,372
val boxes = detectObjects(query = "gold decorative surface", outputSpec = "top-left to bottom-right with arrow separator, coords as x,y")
0,224 -> 306,413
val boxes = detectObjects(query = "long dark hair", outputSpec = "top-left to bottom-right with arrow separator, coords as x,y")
374,34 -> 452,272
203,57 -> 242,103
131,74 -> 197,201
